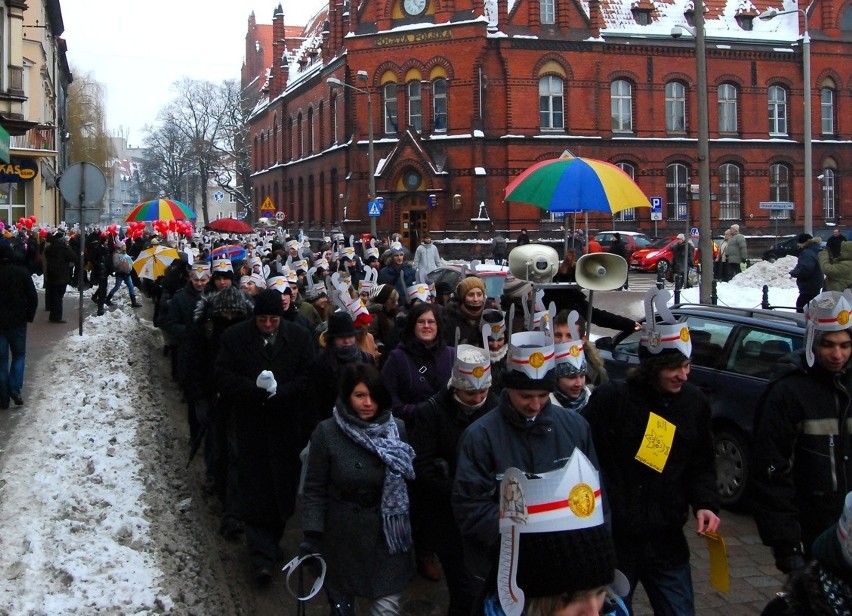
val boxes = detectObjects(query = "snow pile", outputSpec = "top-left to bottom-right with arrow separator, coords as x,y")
728,256 -> 798,289
677,256 -> 800,310
0,306 -> 219,614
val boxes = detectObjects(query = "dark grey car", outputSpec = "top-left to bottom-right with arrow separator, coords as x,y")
595,304 -> 805,508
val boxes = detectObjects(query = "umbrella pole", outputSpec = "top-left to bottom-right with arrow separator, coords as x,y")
584,212 -> 589,253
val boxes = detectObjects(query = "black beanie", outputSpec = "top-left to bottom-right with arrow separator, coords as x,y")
210,287 -> 250,317
253,289 -> 284,316
516,526 -> 616,598
501,368 -> 556,392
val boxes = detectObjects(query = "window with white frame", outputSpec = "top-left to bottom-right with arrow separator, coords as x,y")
822,169 -> 836,219
768,85 -> 788,136
408,81 -> 422,132
615,162 -> 636,221
665,82 -> 686,132
539,76 -> 564,130
769,163 -> 791,219
666,163 -> 689,220
541,0 -> 555,24
718,83 -> 738,134
433,78 -> 447,132
611,79 -> 632,132
718,163 -> 742,220
821,87 -> 835,135
383,83 -> 398,135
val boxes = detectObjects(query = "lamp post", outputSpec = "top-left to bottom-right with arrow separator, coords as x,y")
672,0 -> 713,304
760,8 -> 812,235
327,71 -> 377,238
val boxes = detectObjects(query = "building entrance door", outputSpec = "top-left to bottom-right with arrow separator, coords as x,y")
400,206 -> 428,253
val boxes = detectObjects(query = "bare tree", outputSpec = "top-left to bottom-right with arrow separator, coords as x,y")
212,79 -> 253,221
138,121 -> 195,202
66,70 -> 114,170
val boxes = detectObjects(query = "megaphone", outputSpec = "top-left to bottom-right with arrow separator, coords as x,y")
575,253 -> 628,291
508,244 -> 560,283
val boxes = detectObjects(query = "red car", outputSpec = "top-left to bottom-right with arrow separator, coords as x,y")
629,237 -> 719,273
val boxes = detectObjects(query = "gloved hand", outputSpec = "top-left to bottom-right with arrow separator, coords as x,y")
256,370 -> 277,397
772,544 -> 806,574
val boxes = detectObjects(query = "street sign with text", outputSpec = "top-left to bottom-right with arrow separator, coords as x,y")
759,201 -> 795,210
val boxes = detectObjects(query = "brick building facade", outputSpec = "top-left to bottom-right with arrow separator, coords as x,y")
244,0 -> 851,250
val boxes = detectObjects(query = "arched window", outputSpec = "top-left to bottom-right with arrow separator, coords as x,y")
297,112 -> 304,158
822,168 -> 836,220
383,83 -> 398,135
287,117 -> 294,160
717,83 -> 738,134
666,162 -> 689,220
611,79 -> 632,132
769,163 -> 791,219
616,162 -> 636,221
433,78 -> 447,132
768,85 -> 788,136
331,96 -> 339,144
273,117 -> 279,164
665,81 -> 686,132
307,107 -> 314,154
539,76 -> 564,130
408,81 -> 422,132
718,163 -> 742,220
821,86 -> 836,135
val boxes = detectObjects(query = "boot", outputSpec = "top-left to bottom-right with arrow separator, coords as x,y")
130,294 -> 142,308
105,291 -> 114,306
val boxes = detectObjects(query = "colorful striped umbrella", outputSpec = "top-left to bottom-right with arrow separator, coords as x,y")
504,156 -> 651,214
125,199 -> 196,222
207,244 -> 247,262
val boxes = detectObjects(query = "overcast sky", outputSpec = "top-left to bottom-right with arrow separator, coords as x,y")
60,0 -> 325,148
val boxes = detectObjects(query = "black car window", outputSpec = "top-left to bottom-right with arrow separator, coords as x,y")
725,327 -> 801,378
613,328 -> 643,357
683,317 -> 734,368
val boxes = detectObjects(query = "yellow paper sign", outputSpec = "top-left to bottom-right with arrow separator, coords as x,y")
704,531 -> 730,593
634,412 -> 675,472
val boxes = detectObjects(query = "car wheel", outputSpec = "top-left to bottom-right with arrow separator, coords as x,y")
714,429 -> 750,509
656,260 -> 669,274
765,254 -> 777,263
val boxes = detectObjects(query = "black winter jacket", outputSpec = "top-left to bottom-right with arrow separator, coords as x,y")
0,254 -> 37,328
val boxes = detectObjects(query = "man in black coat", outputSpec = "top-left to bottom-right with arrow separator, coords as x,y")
43,231 -> 77,323
214,289 -> 315,585
0,243 -> 38,409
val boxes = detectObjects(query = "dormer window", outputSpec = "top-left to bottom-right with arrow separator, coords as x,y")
735,10 -> 757,31
630,0 -> 655,25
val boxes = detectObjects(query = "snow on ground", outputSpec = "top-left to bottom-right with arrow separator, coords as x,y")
678,256 -> 800,310
0,302 -> 219,614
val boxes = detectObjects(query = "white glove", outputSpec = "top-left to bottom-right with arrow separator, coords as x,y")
256,370 -> 277,397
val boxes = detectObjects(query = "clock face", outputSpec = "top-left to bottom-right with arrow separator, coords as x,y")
403,0 -> 427,16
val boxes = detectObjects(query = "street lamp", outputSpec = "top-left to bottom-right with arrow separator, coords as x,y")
760,7 -> 812,235
671,0 -> 713,304
327,71 -> 377,238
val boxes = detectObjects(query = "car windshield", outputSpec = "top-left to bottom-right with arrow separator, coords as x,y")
650,238 -> 671,248
633,235 -> 654,247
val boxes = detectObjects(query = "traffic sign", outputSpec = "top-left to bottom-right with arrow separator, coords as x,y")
374,196 -> 385,212
690,227 -> 699,237
650,196 -> 663,221
275,211 -> 285,221
260,196 -> 276,213
368,201 -> 382,217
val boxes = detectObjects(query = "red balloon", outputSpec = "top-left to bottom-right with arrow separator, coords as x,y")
28,215 -> 36,222
39,228 -> 48,238
16,222 -> 23,230
24,219 -> 33,229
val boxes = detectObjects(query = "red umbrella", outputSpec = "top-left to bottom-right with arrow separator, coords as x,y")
206,218 -> 253,234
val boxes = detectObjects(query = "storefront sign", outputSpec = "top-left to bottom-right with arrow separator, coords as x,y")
376,28 -> 452,47
0,156 -> 38,183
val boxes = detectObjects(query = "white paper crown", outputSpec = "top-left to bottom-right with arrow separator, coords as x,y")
805,290 -> 852,366
286,239 -> 300,251
189,262 -> 210,279
482,309 -> 506,340
451,344 -> 493,390
211,258 -> 233,273
407,283 -> 431,304
292,258 -> 309,272
358,267 -> 379,293
266,275 -> 288,293
639,288 -> 691,358
508,330 -> 555,380
498,450 -> 604,616
314,257 -> 330,270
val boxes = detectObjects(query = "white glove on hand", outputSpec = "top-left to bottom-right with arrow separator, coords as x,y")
256,370 -> 277,398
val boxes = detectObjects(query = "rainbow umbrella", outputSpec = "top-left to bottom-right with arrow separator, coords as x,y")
207,244 -> 247,262
504,156 -> 651,214
125,199 -> 196,222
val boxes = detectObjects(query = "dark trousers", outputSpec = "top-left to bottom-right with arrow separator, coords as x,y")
46,283 -> 67,321
617,534 -> 695,616
435,541 -> 477,616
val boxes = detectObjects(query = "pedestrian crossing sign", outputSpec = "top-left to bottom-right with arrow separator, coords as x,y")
368,201 -> 382,217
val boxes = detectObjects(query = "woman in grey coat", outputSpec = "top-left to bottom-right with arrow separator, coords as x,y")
302,363 -> 416,616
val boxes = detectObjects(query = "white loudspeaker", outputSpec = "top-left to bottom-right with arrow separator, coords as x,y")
508,244 -> 560,283
575,253 -> 628,291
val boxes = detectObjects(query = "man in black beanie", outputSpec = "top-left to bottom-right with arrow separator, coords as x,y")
214,288 -> 315,585
581,288 -> 720,615
452,328 -> 603,596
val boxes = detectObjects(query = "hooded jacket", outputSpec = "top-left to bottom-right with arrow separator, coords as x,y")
789,237 -> 824,295
819,240 -> 852,291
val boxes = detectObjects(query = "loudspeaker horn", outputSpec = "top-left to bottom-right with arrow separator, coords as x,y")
575,253 -> 628,291
508,244 -> 560,283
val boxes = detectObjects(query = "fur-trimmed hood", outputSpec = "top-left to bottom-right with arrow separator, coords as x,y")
193,287 -> 254,323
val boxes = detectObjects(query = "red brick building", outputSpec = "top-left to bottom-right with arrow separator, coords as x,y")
244,0 -> 851,250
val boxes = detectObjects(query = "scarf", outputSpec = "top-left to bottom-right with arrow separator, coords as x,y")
553,386 -> 591,412
453,391 -> 489,416
818,564 -> 852,615
333,405 -> 416,554
333,343 -> 362,363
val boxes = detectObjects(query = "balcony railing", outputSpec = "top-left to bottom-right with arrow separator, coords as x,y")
10,126 -> 56,151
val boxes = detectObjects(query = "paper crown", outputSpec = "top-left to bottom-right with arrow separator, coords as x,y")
339,246 -> 356,260
498,450 -> 605,616
249,273 -> 267,289
266,275 -> 289,293
248,256 -> 262,269
283,269 -> 299,284
450,344 -> 493,391
482,309 -> 506,340
554,311 -> 586,375
508,330 -> 555,381
407,283 -> 431,304
358,267 -> 379,293
189,262 -> 210,279
314,257 -> 330,270
211,258 -> 233,274
839,491 -> 852,567
286,240 -> 300,251
639,288 -> 691,358
292,259 -> 309,272
805,290 -> 852,366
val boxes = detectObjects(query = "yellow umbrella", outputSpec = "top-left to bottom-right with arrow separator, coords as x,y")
133,245 -> 181,281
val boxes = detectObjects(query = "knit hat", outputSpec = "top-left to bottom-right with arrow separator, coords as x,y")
797,233 -> 813,244
639,288 -> 691,361
676,233 -> 685,241
210,286 -> 251,317
327,311 -> 358,339
450,344 -> 492,391
253,289 -> 284,316
455,276 -> 486,301
805,290 -> 852,367
503,330 -> 556,392
370,283 -> 395,305
390,242 -> 405,256
554,311 -> 587,378
811,490 -> 852,572
730,224 -> 740,232
498,450 -> 627,616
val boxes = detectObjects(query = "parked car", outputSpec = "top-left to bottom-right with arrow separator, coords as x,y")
594,304 -> 805,508
630,237 -> 720,273
593,231 -> 654,260
761,229 -> 838,262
